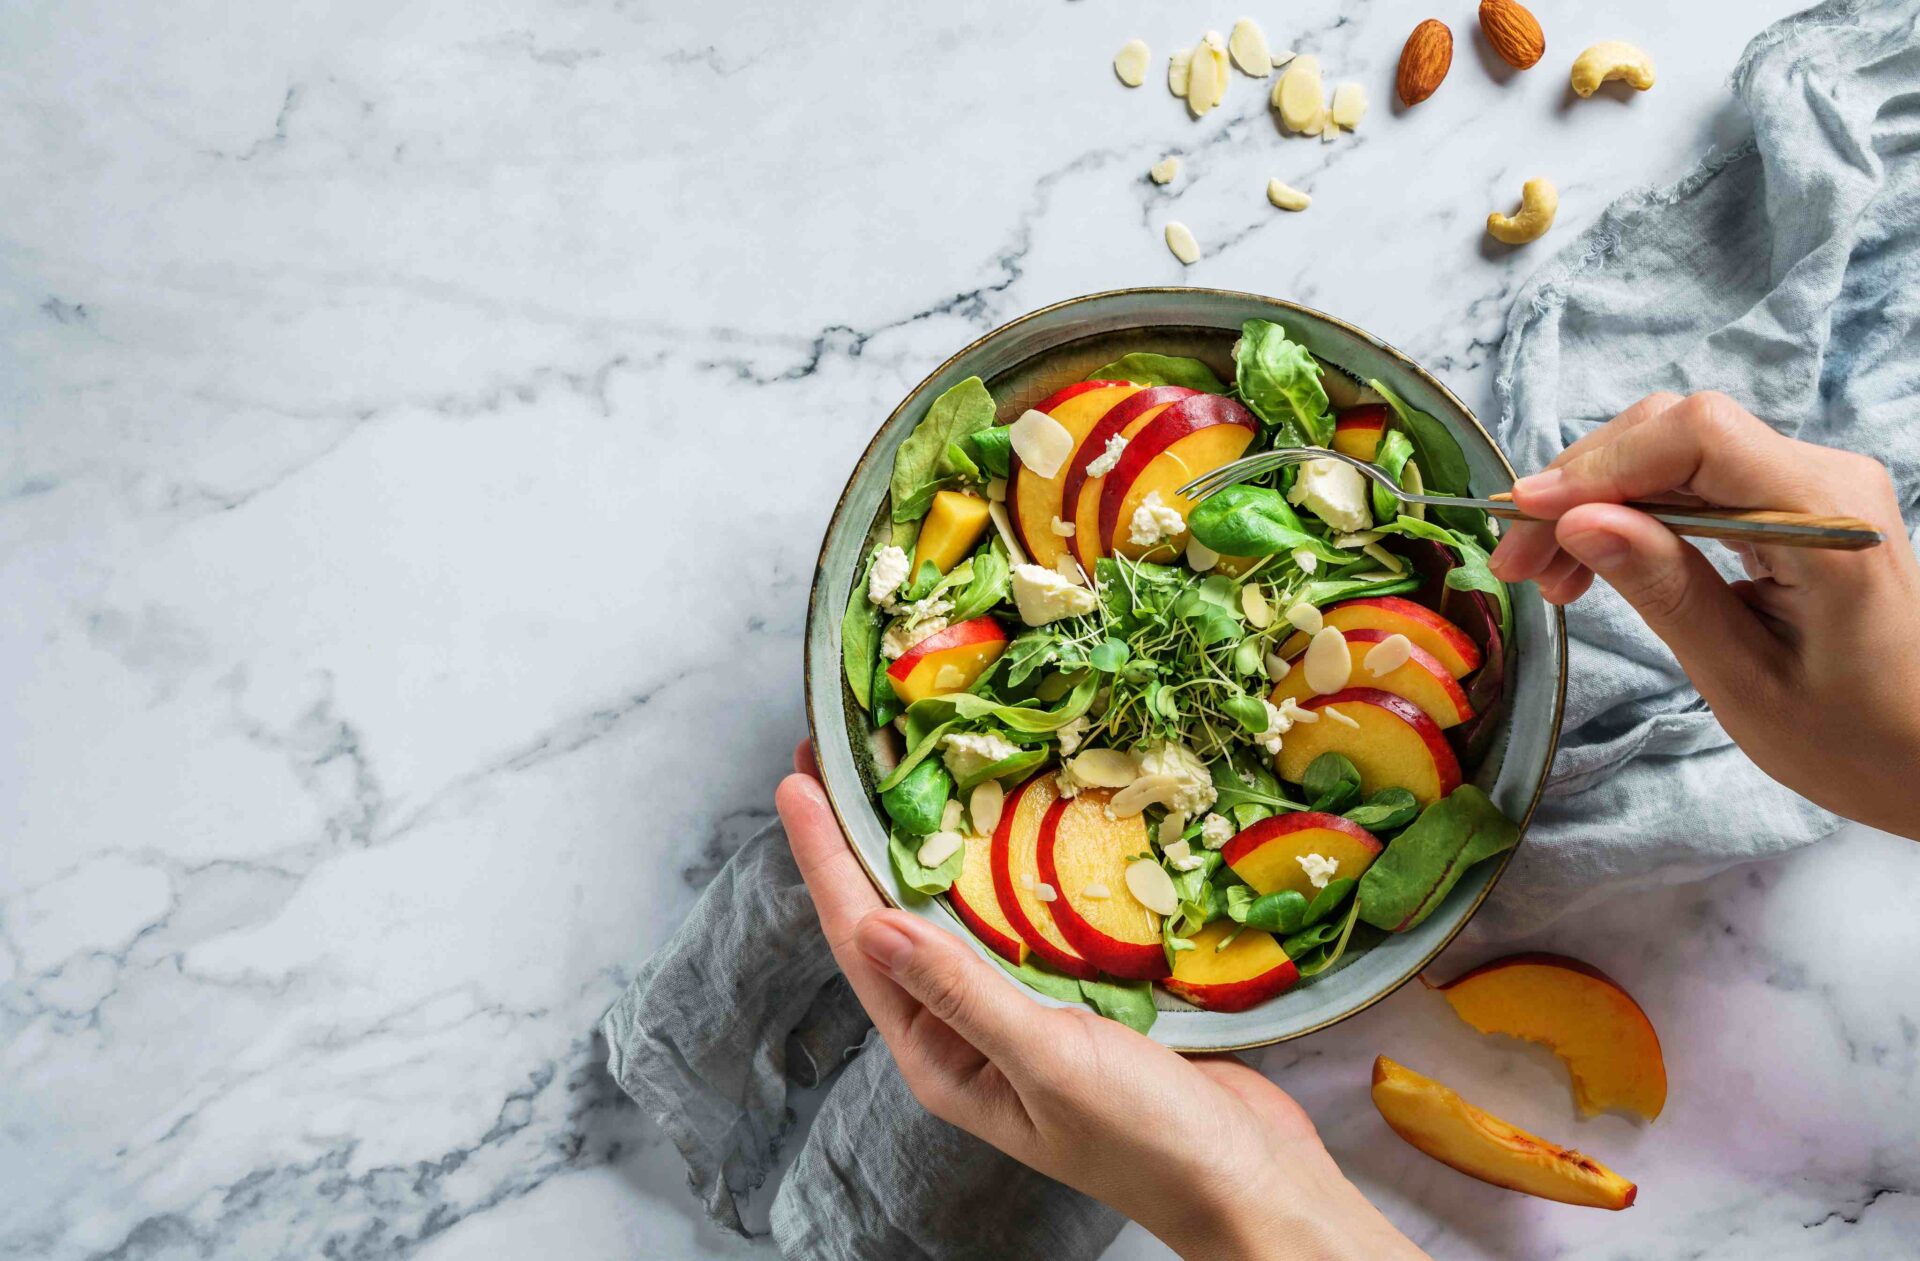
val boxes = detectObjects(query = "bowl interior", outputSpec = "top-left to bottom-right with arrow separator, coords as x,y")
804,289 -> 1565,1051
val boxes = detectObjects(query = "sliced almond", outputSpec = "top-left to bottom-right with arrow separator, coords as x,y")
1050,516 -> 1076,537
986,476 -> 1008,503
1009,408 -> 1075,479
1228,18 -> 1273,77
988,501 -> 1029,566
1270,47 -> 1297,71
1330,82 -> 1368,128
1362,542 -> 1407,574
1165,221 -> 1201,265
1114,38 -> 1151,88
1292,547 -> 1319,574
1265,649 -> 1292,681
1333,530 -> 1384,548
1035,881 -> 1058,903
1110,773 -> 1181,817
1240,584 -> 1273,628
1279,696 -> 1319,723
1149,156 -> 1181,185
1125,858 -> 1180,916
1168,47 -> 1193,97
1186,39 -> 1221,115
1324,705 -> 1360,729
1082,881 -> 1111,900
1285,601 -> 1323,634
1068,748 -> 1139,789
1274,54 -> 1324,132
933,664 -> 967,690
1303,625 -> 1352,694
1161,813 -> 1188,848
1186,536 -> 1220,572
941,799 -> 965,832
916,830 -> 963,868
1349,570 -> 1404,582
1267,179 -> 1311,212
1054,552 -> 1086,585
1365,632 -> 1414,677
970,779 -> 1005,836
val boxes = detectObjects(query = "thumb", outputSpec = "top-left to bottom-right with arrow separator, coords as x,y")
1555,503 -> 1785,684
855,909 -> 1039,1072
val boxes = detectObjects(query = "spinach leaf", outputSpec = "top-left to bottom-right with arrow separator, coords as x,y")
947,542 -> 1010,623
1235,320 -> 1333,446
1298,572 -> 1422,606
990,952 -> 1087,1002
1356,785 -> 1521,932
1280,918 -> 1345,959
1370,427 -> 1416,522
1001,630 -> 1058,687
955,746 -> 1050,793
880,757 -> 953,836
1080,977 -> 1158,1034
1226,885 -> 1310,934
1302,752 -> 1362,812
1343,788 -> 1419,832
962,425 -> 1012,479
1221,690 -> 1271,734
892,376 -> 997,522
842,558 -> 881,711
1375,517 -> 1513,644
1302,876 -> 1357,925
1187,485 -> 1347,562
889,827 -> 963,897
1086,352 -> 1228,393
1209,756 -> 1300,827
1370,379 -> 1470,496
871,660 -> 903,727
1295,895 -> 1364,976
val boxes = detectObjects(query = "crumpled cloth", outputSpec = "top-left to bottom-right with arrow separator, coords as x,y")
603,2 -> 1920,1253
1476,0 -> 1920,935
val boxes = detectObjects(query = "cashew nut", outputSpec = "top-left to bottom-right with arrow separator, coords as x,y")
1570,41 -> 1655,97
1486,178 -> 1558,245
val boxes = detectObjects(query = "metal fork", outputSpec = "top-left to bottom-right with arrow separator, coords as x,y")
1178,447 -> 1884,551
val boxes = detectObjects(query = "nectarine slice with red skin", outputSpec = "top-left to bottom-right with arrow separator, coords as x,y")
1272,628 -> 1473,729
1429,953 -> 1667,1121
885,617 -> 1008,706
948,832 -> 1029,967
1371,1057 -> 1638,1210
1037,789 -> 1168,980
1276,687 -> 1463,807
1331,404 -> 1388,461
1009,382 -> 1143,570
1222,811 -> 1383,901
1277,597 -> 1483,679
1098,395 -> 1259,561
1061,386 -> 1197,571
1163,921 -> 1299,1012
990,776 -> 1100,980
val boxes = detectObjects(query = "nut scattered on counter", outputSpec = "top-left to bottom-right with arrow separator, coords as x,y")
1273,53 -> 1325,133
1149,156 -> 1181,185
1229,18 -> 1274,77
1113,38 -> 1150,87
1185,31 -> 1230,116
1330,82 -> 1368,129
1168,47 -> 1192,97
1165,221 -> 1201,265
1487,177 -> 1558,244
1396,19 -> 1453,105
1570,40 -> 1656,96
1478,0 -> 1545,70
1267,179 -> 1311,211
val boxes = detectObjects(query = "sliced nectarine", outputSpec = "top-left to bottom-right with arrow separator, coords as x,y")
1371,1057 -> 1637,1210
949,832 -> 1028,967
1331,404 -> 1388,460
1010,382 -> 1142,570
1276,688 -> 1462,807
1163,921 -> 1299,1012
1222,812 -> 1383,900
1430,954 -> 1667,1121
1037,789 -> 1167,979
1099,395 -> 1259,562
1062,386 -> 1197,571
913,489 -> 992,576
1272,628 -> 1473,729
990,776 -> 1099,980
885,617 -> 1007,706
1277,597 -> 1482,679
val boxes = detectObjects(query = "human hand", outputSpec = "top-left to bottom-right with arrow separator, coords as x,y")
776,743 -> 1425,1261
1489,391 -> 1920,838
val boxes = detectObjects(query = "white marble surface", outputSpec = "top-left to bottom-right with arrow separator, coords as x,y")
3,1 -> 1916,1258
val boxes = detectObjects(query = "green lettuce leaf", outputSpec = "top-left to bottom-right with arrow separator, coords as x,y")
892,377 -> 997,522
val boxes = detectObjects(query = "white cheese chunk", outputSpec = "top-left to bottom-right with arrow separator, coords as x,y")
1010,562 -> 1098,626
868,545 -> 910,605
1297,852 -> 1339,889
1128,490 -> 1185,548
1086,434 -> 1128,478
1200,812 -> 1236,850
1286,456 -> 1372,532
1136,741 -> 1217,814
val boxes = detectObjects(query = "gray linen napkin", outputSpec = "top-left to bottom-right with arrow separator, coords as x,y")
606,0 -> 1920,1250
1474,0 -> 1920,935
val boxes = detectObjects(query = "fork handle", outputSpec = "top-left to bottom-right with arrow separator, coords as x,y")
1484,495 -> 1883,551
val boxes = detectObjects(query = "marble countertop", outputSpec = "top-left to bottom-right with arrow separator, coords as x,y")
4,1 -> 1916,1258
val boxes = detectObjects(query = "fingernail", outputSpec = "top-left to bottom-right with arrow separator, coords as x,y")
1559,527 -> 1630,571
1512,468 -> 1565,500
857,916 -> 915,974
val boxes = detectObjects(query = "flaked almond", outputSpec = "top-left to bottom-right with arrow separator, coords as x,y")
1168,48 -> 1193,97
1035,881 -> 1058,902
1111,773 -> 1181,817
970,780 -> 1005,836
1365,633 -> 1414,677
1265,649 -> 1291,681
1161,811 -> 1188,847
1304,625 -> 1352,694
1228,18 -> 1273,77
1396,19 -> 1453,106
1285,601 -> 1324,634
1009,408 -> 1075,479
1068,748 -> 1138,788
1279,696 -> 1319,724
1149,156 -> 1181,185
1240,584 -> 1273,628
1186,32 -> 1228,116
1479,0 -> 1545,70
1273,53 -> 1324,132
917,830 -> 963,868
1082,881 -> 1112,900
1292,547 -> 1319,574
1267,179 -> 1311,212
1125,858 -> 1180,915
1020,871 -> 1036,888
1114,38 -> 1151,88
1050,516 -> 1076,537
987,501 -> 1029,566
941,799 -> 965,832
1186,536 -> 1220,571
986,476 -> 1008,503
1324,705 -> 1360,729
1330,82 -> 1368,128
1362,542 -> 1407,574
1334,530 -> 1384,548
1165,221 -> 1201,265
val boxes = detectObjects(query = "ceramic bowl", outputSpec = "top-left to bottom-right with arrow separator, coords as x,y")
803,288 -> 1565,1051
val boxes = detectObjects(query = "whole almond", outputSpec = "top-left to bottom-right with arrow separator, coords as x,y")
1478,0 -> 1545,70
1396,19 -> 1453,105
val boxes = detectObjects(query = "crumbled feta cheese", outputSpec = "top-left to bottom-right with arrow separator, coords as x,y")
1087,434 -> 1128,479
868,545 -> 911,605
880,615 -> 948,660
1128,490 -> 1186,548
941,731 -> 1022,780
1200,812 -> 1236,849
1011,563 -> 1098,626
1286,456 -> 1372,532
1297,852 -> 1339,889
1292,547 -> 1319,574
1136,741 -> 1216,814
1056,714 -> 1090,756
1254,699 -> 1292,756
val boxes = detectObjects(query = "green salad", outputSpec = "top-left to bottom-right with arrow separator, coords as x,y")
841,319 -> 1521,1033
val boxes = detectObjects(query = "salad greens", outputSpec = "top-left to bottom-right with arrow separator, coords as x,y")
846,318 -> 1523,1032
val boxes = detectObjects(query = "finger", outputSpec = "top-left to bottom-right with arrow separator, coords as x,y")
1539,563 -> 1596,606
1546,391 -> 1686,470
793,739 -> 818,777
778,773 -> 882,935
1489,518 -> 1560,582
1555,503 -> 1786,684
855,908 -> 1047,1079
1532,551 -> 1591,604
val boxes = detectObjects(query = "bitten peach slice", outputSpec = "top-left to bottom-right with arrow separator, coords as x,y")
1037,789 -> 1167,980
1272,628 -> 1473,729
1009,381 -> 1142,570
990,776 -> 1099,980
1276,688 -> 1462,807
1098,395 -> 1259,562
1332,404 -> 1388,460
1163,921 -> 1299,1012
1061,386 -> 1197,571
1430,954 -> 1667,1120
1371,1057 -> 1638,1210
885,617 -> 1008,706
913,489 -> 992,576
1277,597 -> 1482,679
1222,812 -> 1383,900
949,832 -> 1028,967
